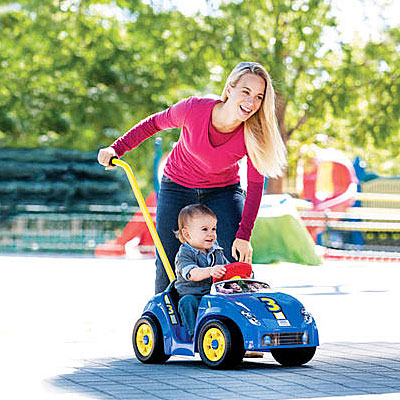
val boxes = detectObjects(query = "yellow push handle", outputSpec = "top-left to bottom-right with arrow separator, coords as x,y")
110,158 -> 175,283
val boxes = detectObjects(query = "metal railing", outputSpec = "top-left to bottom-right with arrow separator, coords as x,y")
0,204 -> 146,254
299,207 -> 400,254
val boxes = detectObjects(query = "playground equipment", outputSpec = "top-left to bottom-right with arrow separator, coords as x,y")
298,149 -> 400,261
251,194 -> 322,265
111,157 -> 319,369
94,191 -> 157,257
298,147 -> 358,242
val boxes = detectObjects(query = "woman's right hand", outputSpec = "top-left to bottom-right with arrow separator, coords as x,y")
97,147 -> 117,170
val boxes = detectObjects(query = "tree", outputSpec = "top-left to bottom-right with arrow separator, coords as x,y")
1,0 -> 399,196
0,0 -> 213,191
317,27 -> 400,175
198,0 -> 400,184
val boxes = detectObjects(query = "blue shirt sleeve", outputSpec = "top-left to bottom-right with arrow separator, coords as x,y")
175,249 -> 200,281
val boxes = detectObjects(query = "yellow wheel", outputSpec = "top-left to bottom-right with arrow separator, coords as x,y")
198,320 -> 244,369
135,322 -> 154,357
132,316 -> 170,363
202,327 -> 226,362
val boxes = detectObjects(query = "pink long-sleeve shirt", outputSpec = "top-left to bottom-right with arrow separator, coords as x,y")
111,96 -> 264,241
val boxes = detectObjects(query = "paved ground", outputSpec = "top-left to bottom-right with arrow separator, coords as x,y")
1,254 -> 399,400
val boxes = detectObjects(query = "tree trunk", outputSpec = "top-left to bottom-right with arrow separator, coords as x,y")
267,92 -> 287,194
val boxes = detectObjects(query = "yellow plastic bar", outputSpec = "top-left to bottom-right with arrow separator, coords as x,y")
111,158 -> 175,283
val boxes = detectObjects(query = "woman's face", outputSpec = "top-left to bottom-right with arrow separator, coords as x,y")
226,73 -> 265,121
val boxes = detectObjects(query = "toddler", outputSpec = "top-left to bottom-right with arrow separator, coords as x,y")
174,204 -> 228,337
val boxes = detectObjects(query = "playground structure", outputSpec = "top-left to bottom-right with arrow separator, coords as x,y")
297,147 -> 400,261
250,194 -> 323,266
298,147 -> 358,242
94,191 -> 157,258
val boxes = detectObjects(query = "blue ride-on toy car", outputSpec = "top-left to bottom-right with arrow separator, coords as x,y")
111,158 -> 319,369
132,273 -> 318,369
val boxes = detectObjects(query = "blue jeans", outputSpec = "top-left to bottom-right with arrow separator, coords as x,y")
155,176 -> 245,294
178,294 -> 202,337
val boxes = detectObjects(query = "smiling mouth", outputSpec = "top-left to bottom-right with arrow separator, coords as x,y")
240,105 -> 252,114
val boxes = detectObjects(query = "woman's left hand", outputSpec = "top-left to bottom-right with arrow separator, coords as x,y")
231,238 -> 253,264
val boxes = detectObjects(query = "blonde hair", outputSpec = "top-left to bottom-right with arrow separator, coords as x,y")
221,62 -> 287,178
174,204 -> 217,244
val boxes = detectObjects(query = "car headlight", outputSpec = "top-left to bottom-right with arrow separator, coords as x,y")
262,335 -> 272,346
240,310 -> 261,326
301,308 -> 313,324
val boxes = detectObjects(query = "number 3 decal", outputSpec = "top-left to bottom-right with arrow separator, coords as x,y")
260,297 -> 281,312
164,295 -> 178,325
259,297 -> 288,323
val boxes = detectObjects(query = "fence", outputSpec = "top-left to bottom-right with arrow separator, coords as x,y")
0,204 -> 140,254
2,178 -> 400,258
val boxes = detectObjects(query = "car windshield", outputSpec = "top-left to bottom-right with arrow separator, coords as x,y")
213,279 -> 270,295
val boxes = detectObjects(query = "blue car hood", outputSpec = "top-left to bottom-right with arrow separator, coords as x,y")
208,290 -> 306,327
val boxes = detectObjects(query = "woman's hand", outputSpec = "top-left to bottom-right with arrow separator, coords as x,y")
97,147 -> 117,170
231,238 -> 253,264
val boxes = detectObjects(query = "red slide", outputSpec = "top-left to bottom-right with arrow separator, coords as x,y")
95,191 -> 157,257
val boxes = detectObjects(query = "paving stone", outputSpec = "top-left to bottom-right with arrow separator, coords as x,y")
46,342 -> 394,400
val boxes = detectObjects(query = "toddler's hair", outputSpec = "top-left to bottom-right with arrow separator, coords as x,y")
174,204 -> 217,244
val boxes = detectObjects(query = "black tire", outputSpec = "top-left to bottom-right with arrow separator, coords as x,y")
270,346 -> 316,366
132,316 -> 170,363
198,320 -> 244,369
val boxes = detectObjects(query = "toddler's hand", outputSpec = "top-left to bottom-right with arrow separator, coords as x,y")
210,265 -> 226,279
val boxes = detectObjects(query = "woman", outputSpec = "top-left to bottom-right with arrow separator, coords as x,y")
98,62 -> 286,294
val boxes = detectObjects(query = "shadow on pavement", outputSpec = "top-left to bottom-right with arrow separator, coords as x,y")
48,342 -> 400,400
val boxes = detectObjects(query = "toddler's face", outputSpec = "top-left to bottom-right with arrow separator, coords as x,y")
183,214 -> 217,252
